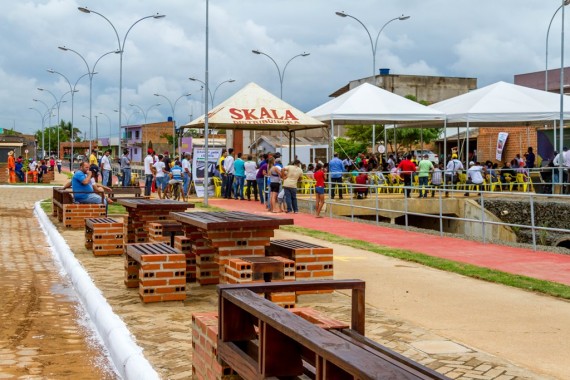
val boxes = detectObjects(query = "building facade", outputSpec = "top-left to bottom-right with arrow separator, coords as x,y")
121,121 -> 174,162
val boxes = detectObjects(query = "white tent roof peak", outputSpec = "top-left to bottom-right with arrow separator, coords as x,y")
430,80 -> 570,123
184,82 -> 325,132
307,82 -> 445,125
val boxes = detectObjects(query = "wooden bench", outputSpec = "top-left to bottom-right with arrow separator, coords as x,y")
125,242 -> 186,303
85,218 -> 124,256
52,187 -> 106,229
107,185 -> 144,201
215,280 -> 447,380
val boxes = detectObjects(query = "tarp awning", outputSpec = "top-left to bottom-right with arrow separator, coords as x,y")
184,82 -> 325,132
307,82 -> 445,125
430,81 -> 570,125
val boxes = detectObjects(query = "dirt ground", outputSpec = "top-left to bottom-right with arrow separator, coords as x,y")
0,187 -> 117,379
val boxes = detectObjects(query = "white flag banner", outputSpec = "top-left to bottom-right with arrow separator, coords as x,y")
496,132 -> 509,161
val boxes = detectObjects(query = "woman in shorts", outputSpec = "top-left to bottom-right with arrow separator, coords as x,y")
313,163 -> 325,218
267,157 -> 281,213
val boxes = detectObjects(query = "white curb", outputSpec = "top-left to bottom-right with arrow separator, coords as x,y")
34,202 -> 160,380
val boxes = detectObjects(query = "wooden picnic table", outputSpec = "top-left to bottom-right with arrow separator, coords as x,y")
117,199 -> 194,248
169,211 -> 294,286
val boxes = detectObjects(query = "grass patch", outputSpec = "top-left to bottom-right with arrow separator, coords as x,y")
282,225 -> 570,300
194,202 -> 225,211
40,199 -> 52,214
38,198 -> 126,215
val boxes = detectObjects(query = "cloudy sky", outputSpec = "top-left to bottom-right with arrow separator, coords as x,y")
0,0 -> 566,138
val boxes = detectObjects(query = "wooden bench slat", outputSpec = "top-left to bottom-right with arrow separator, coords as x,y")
220,288 -> 417,379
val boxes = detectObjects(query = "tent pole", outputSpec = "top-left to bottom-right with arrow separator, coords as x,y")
394,125 -> 397,158
330,119 -> 335,161
443,119 -> 448,193
283,131 -> 293,166
466,121 -> 470,166
384,125 -> 388,163
554,120 -> 557,152
372,124 -> 376,155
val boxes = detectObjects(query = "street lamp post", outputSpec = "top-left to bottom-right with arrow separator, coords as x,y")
154,93 -> 191,155
32,98 -> 55,157
98,112 -> 113,153
335,11 -> 410,153
188,78 -> 235,106
29,107 -> 46,158
38,88 -> 63,158
251,50 -> 309,99
128,103 -> 162,124
58,47 -> 120,153
560,0 -> 567,188
47,69 -> 89,168
77,7 -> 165,153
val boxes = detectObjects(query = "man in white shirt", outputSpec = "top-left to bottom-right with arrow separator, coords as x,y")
244,155 -> 258,201
153,154 -> 167,199
465,161 -> 484,196
143,149 -> 154,196
223,148 -> 235,199
181,152 -> 191,196
445,154 -> 464,196
100,149 -> 112,187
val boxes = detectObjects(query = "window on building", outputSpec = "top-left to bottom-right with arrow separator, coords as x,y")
135,131 -> 140,139
134,148 -> 138,155
127,131 -> 132,139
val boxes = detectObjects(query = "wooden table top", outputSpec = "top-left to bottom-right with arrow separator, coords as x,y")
117,199 -> 194,210
169,211 -> 294,230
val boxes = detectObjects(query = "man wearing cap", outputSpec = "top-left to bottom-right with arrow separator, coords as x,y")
465,161 -> 485,196
445,154 -> 464,196
7,150 -> 16,183
144,149 -> 154,196
100,149 -> 112,187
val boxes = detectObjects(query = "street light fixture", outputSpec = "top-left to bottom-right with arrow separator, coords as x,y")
153,93 -> 192,155
29,107 -> 47,158
77,6 -> 165,152
98,112 -> 113,152
335,11 -> 410,156
188,77 -> 235,106
251,50 -> 310,99
545,0 -> 570,152
58,46 -> 120,152
47,69 -> 88,168
37,87 -> 69,158
128,103 -> 162,124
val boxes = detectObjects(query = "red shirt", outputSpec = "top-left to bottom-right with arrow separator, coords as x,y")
397,159 -> 416,176
314,170 -> 325,187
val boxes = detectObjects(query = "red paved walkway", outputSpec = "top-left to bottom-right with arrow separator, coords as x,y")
209,198 -> 570,286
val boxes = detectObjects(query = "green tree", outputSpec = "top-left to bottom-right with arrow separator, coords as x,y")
334,137 -> 367,159
343,95 -> 442,154
34,119 -> 81,155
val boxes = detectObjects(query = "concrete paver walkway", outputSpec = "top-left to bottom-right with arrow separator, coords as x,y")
209,198 -> 570,285
0,187 -> 116,379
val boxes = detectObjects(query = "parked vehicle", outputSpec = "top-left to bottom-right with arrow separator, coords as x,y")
411,150 -> 439,164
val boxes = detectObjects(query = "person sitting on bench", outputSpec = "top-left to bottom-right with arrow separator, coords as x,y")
67,162 -> 108,211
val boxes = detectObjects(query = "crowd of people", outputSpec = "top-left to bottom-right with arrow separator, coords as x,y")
6,150 -> 62,184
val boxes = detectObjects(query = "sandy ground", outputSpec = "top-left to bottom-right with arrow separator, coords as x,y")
0,187 -> 117,379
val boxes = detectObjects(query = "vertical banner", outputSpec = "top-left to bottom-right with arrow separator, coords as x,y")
192,147 -> 222,198
496,132 -> 509,161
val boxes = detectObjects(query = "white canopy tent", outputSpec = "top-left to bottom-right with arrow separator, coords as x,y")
429,81 -> 570,166
307,82 -> 446,159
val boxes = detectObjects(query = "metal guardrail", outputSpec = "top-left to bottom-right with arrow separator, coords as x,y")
297,173 -> 570,252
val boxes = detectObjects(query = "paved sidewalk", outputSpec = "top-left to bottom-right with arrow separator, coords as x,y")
0,187 -> 116,379
208,198 -> 570,285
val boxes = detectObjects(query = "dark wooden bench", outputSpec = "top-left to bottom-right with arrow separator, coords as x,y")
52,187 -> 106,228
148,221 -> 184,247
217,280 -> 448,380
108,185 -> 145,201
